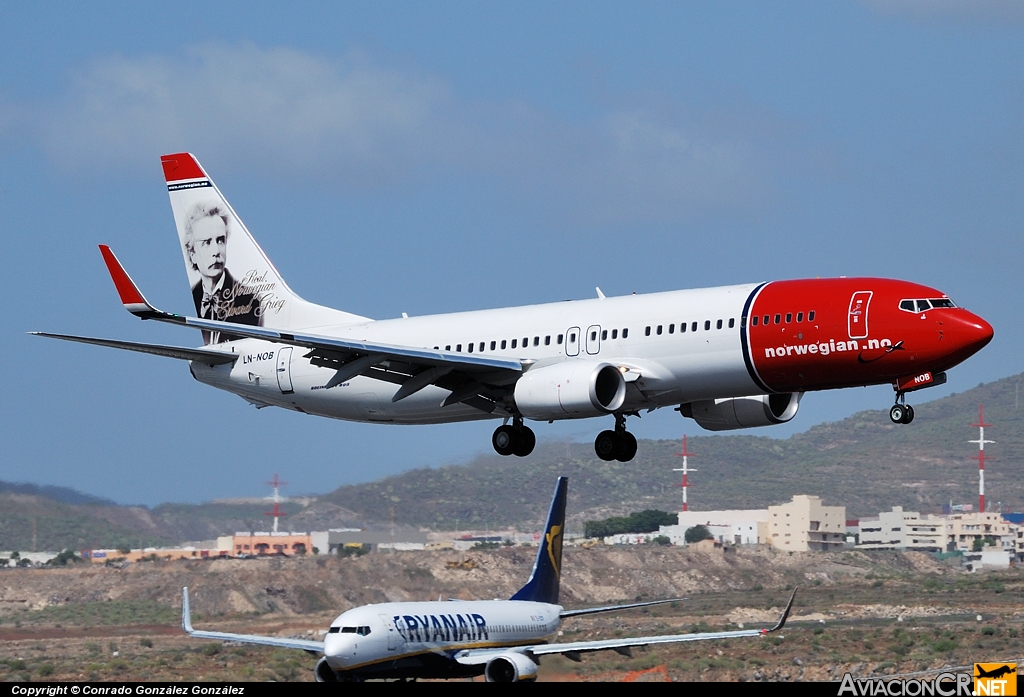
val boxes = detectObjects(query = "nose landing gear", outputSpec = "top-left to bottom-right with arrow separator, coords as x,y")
492,416 -> 536,457
889,393 -> 915,425
594,414 -> 638,462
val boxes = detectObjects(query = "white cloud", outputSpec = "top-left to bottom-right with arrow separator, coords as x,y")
32,43 -> 777,225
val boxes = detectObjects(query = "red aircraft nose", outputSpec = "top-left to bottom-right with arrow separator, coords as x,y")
951,311 -> 994,357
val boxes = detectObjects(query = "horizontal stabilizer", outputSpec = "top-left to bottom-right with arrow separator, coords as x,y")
32,333 -> 238,365
560,597 -> 687,618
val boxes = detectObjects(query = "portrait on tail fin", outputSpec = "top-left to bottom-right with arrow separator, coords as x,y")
183,200 -> 261,344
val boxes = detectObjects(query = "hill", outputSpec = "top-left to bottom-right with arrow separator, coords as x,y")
3,372 -> 1022,550
313,372 -> 1024,530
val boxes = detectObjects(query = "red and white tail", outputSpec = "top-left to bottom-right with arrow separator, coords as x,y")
161,153 -> 367,344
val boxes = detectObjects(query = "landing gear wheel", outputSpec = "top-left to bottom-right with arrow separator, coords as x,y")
901,405 -> 915,424
514,426 -> 536,457
889,404 -> 906,424
616,432 -> 638,462
492,425 -> 517,456
595,430 -> 621,461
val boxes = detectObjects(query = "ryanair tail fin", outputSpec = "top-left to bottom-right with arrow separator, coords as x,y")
510,477 -> 567,605
161,153 -> 367,344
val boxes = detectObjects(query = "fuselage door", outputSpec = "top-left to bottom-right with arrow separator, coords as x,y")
379,613 -> 400,651
276,346 -> 294,394
585,325 -> 601,355
565,327 -> 581,356
848,291 -> 873,340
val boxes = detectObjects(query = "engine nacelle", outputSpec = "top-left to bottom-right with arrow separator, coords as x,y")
514,361 -> 626,420
314,657 -> 339,682
680,393 -> 802,431
484,652 -> 539,682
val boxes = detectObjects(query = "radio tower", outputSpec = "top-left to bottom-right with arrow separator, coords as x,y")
673,435 -> 697,512
265,474 -> 288,533
969,405 -> 993,513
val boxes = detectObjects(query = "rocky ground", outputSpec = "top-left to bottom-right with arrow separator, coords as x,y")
0,545 -> 1021,682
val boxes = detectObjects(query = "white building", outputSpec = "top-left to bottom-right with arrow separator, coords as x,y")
857,507 -> 946,551
658,509 -> 769,546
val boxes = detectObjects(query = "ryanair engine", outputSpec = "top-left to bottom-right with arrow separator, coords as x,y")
680,393 -> 802,431
513,362 -> 627,420
484,652 -> 539,682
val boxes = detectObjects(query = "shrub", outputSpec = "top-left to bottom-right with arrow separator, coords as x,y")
684,525 -> 714,544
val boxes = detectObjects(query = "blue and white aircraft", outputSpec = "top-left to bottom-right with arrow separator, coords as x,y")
182,477 -> 795,682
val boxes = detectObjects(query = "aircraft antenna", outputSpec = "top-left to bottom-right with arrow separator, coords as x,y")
265,474 -> 288,534
969,404 -> 994,513
672,435 -> 697,512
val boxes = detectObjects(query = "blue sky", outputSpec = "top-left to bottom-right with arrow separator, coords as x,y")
2,2 -> 1022,505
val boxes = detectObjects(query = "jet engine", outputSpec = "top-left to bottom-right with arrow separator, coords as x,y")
513,361 -> 626,420
680,393 -> 802,431
314,657 -> 339,682
484,652 -> 539,682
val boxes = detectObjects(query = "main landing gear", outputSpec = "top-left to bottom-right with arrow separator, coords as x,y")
594,414 -> 638,462
889,393 -> 915,425
492,416 -> 536,457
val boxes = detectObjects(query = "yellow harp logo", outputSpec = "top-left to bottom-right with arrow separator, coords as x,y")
546,524 -> 563,576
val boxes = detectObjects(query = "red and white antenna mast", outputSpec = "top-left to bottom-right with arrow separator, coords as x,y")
673,435 -> 697,512
265,474 -> 288,533
969,405 -> 993,513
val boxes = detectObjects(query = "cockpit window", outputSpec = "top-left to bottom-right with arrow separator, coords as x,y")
900,298 -> 955,313
335,626 -> 371,635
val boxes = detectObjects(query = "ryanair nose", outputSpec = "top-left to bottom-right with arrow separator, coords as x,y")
324,632 -> 356,667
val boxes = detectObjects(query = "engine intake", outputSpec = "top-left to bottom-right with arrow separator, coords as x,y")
514,362 -> 626,420
485,652 -> 538,682
680,393 -> 802,431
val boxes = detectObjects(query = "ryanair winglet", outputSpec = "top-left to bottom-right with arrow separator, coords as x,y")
510,476 -> 567,604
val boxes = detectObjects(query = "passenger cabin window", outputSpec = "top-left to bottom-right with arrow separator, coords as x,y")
467,343 -> 473,353
728,318 -> 735,328
600,330 -> 607,340
511,339 -> 517,349
501,340 -> 507,349
557,334 -> 563,344
490,341 -> 496,350
751,316 -> 758,326
522,337 -> 528,347
717,319 -> 723,329
808,311 -> 816,321
785,313 -> 792,323
763,315 -> 769,325
645,326 -> 651,336
545,335 -> 551,345
704,320 -> 711,330
445,345 -> 451,351
796,312 -> 803,322
668,324 -> 675,334
569,332 -> 576,342
590,330 -> 597,341
680,322 -> 687,332
456,344 -> 462,352
691,321 -> 697,332
622,328 -> 629,338
774,314 -> 781,324
533,337 -> 539,346
611,329 -> 617,339
657,325 -> 663,335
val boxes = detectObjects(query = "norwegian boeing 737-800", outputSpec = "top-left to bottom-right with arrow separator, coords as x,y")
36,153 -> 993,461
181,477 -> 796,682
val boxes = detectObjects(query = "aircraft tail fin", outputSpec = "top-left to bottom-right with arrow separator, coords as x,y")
510,477 -> 567,605
161,153 -> 367,344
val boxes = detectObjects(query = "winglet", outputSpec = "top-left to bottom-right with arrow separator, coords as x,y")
98,245 -> 164,319
763,589 -> 797,634
182,587 -> 194,634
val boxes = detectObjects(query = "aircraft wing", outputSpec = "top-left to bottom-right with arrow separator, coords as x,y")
559,597 -> 686,618
94,245 -> 524,411
456,590 -> 795,666
181,588 -> 323,653
29,333 -> 238,365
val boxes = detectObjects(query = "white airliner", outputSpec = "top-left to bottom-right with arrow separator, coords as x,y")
181,477 -> 795,682
36,153 -> 993,461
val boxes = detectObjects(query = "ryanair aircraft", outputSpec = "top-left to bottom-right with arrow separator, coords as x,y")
182,477 -> 795,682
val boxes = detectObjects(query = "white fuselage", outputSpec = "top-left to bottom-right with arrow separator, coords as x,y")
191,283 -> 762,424
323,600 -> 560,676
